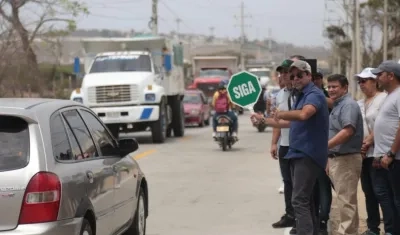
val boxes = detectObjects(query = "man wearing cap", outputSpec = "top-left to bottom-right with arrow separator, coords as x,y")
326,74 -> 363,235
273,60 -> 329,235
371,60 -> 400,234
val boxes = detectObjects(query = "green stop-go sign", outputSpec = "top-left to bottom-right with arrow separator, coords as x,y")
227,71 -> 262,108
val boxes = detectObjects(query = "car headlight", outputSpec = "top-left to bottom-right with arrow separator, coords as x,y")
191,109 -> 200,115
145,93 -> 156,102
73,97 -> 83,103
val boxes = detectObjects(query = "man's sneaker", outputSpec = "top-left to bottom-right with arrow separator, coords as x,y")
212,132 -> 217,140
319,220 -> 328,235
278,184 -> 284,194
289,220 -> 296,234
272,214 -> 295,228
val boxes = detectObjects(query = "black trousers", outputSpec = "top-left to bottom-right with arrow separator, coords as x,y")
278,146 -> 294,218
290,157 -> 319,235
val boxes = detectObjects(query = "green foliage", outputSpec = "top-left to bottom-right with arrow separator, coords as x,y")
324,25 -> 347,40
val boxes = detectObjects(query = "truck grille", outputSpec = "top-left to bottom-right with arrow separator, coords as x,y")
95,85 -> 131,103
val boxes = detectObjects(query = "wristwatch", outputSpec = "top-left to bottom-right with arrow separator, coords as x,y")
386,150 -> 395,159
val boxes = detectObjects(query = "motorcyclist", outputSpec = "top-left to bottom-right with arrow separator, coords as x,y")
252,76 -> 269,116
211,80 -> 238,139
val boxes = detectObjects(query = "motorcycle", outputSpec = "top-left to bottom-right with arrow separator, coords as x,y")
252,111 -> 268,132
214,115 -> 236,151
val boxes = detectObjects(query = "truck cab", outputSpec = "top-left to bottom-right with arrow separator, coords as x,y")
70,36 -> 185,143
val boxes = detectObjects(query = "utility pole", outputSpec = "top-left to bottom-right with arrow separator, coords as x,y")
350,0 -> 357,96
175,18 -> 182,40
383,0 -> 388,60
355,0 -> 361,74
209,26 -> 215,37
175,18 -> 182,34
234,1 -> 251,71
150,0 -> 158,35
268,28 -> 272,62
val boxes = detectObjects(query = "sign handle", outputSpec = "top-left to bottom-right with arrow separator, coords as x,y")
246,105 -> 255,114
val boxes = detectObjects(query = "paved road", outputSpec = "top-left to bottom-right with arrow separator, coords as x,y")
131,112 -> 287,235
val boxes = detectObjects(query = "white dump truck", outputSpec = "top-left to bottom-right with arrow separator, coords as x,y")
70,36 -> 185,143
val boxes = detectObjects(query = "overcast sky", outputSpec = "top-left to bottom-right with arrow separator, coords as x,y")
76,0 -> 345,47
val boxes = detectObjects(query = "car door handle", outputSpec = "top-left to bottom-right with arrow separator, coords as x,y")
86,171 -> 94,184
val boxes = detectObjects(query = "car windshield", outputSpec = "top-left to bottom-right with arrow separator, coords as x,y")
0,116 -> 29,172
250,70 -> 270,77
199,69 -> 229,77
183,94 -> 202,104
89,54 -> 152,73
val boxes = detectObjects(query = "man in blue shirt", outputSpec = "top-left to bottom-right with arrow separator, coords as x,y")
274,60 -> 330,235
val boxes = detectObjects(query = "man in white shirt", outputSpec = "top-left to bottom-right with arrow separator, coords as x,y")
264,59 -> 296,230
371,60 -> 400,234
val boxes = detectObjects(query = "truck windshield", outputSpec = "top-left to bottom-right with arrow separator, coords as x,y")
89,54 -> 152,73
199,69 -> 229,77
183,94 -> 202,104
250,71 -> 270,77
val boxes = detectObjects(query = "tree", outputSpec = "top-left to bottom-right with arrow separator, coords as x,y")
324,0 -> 400,68
0,0 -> 88,95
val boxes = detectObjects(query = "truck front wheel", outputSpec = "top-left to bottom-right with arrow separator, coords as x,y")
151,102 -> 167,143
171,97 -> 184,137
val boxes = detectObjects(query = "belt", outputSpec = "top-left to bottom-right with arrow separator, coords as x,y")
328,152 -> 357,158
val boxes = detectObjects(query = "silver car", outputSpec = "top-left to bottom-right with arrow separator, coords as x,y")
0,98 -> 149,235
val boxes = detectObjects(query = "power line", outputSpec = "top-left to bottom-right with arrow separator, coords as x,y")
159,0 -> 194,32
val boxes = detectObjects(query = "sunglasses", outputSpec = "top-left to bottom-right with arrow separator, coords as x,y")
358,79 -> 372,84
290,72 -> 305,80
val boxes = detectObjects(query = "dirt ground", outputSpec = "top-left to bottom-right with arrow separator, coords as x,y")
329,182 -> 385,235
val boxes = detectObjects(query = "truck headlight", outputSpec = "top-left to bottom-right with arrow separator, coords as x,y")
145,93 -> 156,102
73,97 -> 83,103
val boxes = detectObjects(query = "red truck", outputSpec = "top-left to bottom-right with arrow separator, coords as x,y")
187,56 -> 242,113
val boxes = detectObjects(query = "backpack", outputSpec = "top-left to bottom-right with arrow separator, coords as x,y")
214,92 -> 229,113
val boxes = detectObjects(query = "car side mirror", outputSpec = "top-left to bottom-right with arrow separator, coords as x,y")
118,138 -> 139,157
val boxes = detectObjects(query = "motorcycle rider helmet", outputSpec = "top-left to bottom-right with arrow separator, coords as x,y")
218,79 -> 229,90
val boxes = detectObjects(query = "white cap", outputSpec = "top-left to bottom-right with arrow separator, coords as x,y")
354,67 -> 377,79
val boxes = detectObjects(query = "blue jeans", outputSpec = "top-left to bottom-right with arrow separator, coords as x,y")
361,158 -> 381,233
370,159 -> 398,234
388,160 -> 400,234
212,111 -> 238,132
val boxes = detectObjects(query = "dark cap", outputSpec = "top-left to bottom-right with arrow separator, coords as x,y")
276,59 -> 293,72
371,60 -> 400,77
